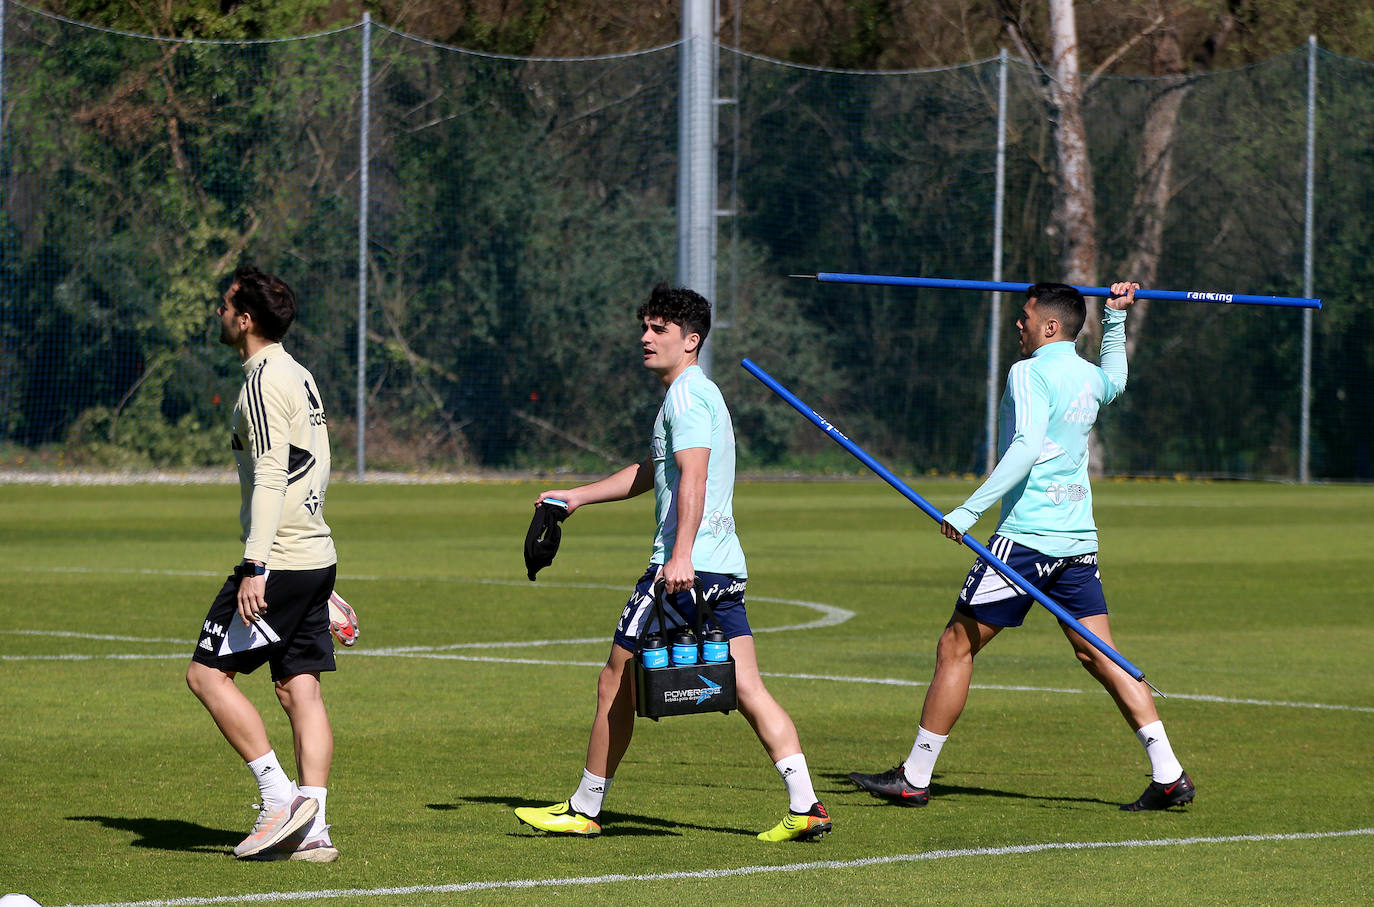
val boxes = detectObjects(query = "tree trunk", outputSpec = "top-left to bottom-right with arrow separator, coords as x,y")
1048,0 -> 1098,292
1119,20 -> 1191,358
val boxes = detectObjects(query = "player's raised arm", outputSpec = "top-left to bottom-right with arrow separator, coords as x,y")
1099,280 -> 1138,396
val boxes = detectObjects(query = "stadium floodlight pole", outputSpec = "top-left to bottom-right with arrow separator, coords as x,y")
793,272 -> 1322,310
741,357 -> 1165,697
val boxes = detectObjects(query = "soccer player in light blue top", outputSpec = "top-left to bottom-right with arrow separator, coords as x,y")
515,283 -> 830,842
649,360 -> 747,579
850,281 -> 1195,813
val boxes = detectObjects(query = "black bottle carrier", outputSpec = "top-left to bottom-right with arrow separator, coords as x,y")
633,579 -> 737,720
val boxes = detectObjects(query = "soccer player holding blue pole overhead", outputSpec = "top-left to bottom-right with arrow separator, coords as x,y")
514,283 -> 830,842
849,281 -> 1195,812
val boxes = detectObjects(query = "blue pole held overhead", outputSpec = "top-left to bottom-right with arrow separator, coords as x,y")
797,272 -> 1321,310
740,357 -> 1163,695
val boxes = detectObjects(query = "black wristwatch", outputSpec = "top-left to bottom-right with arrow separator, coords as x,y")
236,560 -> 267,578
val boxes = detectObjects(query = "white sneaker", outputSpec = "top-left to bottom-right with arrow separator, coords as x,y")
289,835 -> 340,862
233,794 -> 319,859
244,825 -> 339,863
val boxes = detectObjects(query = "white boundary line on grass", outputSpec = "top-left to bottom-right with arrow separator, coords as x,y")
4,634 -> 1373,714
8,568 -> 855,634
58,827 -> 1374,907
6,645 -> 1371,714
5,568 -> 1371,713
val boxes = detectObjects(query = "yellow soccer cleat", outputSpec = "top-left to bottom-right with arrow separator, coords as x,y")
757,802 -> 832,842
514,801 -> 602,837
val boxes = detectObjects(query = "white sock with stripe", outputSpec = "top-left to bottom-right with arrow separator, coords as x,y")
774,753 -> 819,813
570,769 -> 611,818
903,726 -> 948,788
1136,720 -> 1184,783
246,750 -> 294,811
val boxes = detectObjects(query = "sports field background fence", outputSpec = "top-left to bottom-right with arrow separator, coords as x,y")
3,1 -> 1373,480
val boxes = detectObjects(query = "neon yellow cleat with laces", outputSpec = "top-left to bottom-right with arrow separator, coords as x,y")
514,801 -> 602,837
757,802 -> 832,842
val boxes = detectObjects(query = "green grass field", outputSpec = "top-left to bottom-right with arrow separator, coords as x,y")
2,478 -> 1372,906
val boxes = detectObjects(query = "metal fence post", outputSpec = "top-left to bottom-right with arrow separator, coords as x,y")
356,12 -> 371,481
1301,34 -> 1316,484
1,0 -> 7,171
678,0 -> 716,375
985,48 -> 1008,474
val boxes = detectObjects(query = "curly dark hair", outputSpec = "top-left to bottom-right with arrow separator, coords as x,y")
228,265 -> 297,341
635,281 -> 711,345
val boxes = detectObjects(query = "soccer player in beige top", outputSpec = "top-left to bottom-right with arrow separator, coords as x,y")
186,266 -> 340,862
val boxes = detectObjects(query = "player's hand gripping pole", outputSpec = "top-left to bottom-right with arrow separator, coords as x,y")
793,272 -> 1321,310
741,358 -> 1165,697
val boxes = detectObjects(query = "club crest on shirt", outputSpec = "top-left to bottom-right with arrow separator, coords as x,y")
304,490 -> 322,514
707,510 -> 735,537
1046,482 -> 1087,505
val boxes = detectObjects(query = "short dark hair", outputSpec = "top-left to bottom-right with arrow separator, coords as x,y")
229,266 -> 297,341
636,282 -> 711,345
1027,282 -> 1086,339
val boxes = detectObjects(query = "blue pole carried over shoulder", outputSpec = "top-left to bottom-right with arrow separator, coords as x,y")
797,272 -> 1321,310
741,358 -> 1163,696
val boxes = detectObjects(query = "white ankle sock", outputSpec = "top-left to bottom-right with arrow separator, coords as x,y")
774,753 -> 819,813
299,785 -> 329,842
1136,720 -> 1184,783
570,770 -> 611,818
246,750 -> 294,810
904,727 -> 948,788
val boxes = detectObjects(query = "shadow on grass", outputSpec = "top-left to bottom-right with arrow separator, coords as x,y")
428,796 -> 760,837
818,772 -> 1117,808
67,815 -> 240,853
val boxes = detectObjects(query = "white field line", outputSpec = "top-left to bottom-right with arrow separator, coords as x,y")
57,827 -> 1374,907
1,629 -> 189,644
5,641 -> 1370,714
4,569 -> 1371,713
10,567 -> 854,634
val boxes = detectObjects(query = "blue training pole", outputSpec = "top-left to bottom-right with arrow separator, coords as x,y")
741,358 -> 1163,695
803,272 -> 1321,310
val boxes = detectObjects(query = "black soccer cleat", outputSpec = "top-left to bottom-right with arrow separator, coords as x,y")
1121,771 -> 1195,811
848,763 -> 930,807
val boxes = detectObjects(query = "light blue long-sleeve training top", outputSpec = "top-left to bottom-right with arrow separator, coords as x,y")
943,308 -> 1129,557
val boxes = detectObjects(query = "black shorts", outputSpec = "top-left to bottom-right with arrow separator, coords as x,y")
191,564 -> 337,682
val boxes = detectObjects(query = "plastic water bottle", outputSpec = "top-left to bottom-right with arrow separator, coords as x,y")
701,628 -> 729,663
640,633 -> 668,669
670,628 -> 698,665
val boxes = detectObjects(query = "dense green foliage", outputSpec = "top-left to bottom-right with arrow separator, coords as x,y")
2,4 -> 1373,476
1,480 -> 1372,903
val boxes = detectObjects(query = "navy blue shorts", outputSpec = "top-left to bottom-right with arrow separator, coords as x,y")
954,535 -> 1107,628
612,565 -> 751,653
